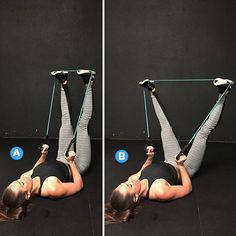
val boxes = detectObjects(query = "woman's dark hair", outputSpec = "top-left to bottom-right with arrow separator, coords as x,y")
105,188 -> 139,224
0,187 -> 29,222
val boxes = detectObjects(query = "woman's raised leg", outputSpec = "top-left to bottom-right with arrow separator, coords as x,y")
74,71 -> 94,174
139,79 -> 181,167
51,72 -> 74,165
185,94 -> 226,177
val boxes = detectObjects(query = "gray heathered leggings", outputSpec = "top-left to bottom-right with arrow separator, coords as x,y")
56,85 -> 92,174
151,93 -> 225,177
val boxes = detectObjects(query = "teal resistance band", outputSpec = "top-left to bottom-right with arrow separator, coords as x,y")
52,69 -> 95,73
65,73 -> 93,156
153,78 -> 214,82
143,89 -> 150,139
57,69 -> 81,73
38,79 -> 56,150
45,79 -> 56,141
175,84 -> 230,160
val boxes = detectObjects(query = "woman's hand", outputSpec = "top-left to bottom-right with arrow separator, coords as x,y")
65,151 -> 76,164
146,146 -> 155,159
140,145 -> 155,171
175,153 -> 187,165
41,144 -> 49,155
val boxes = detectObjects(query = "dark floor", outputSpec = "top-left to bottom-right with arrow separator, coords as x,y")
0,138 -> 102,236
105,140 -> 236,236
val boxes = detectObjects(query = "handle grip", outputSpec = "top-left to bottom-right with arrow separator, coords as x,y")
176,144 -> 189,160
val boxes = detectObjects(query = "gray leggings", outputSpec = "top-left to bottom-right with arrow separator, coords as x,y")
56,85 -> 92,174
151,93 -> 225,177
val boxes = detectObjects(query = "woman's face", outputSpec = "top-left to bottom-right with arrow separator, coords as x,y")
115,179 -> 141,197
8,176 -> 33,196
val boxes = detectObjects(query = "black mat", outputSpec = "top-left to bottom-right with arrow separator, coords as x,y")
0,138 -> 101,236
105,140 -> 236,236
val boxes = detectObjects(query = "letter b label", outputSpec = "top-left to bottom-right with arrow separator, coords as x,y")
115,150 -> 128,163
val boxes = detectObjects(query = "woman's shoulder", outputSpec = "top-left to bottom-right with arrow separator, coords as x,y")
40,176 -> 63,197
148,179 -> 173,200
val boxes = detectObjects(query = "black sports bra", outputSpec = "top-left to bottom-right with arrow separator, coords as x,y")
139,162 -> 178,198
31,161 -> 71,195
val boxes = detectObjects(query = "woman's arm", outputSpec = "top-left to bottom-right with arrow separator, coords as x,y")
153,154 -> 192,200
46,151 -> 83,198
151,154 -> 192,201
128,146 -> 155,180
169,165 -> 192,199
176,156 -> 192,191
20,144 -> 49,178
32,144 -> 49,168
65,152 -> 84,194
140,146 -> 155,171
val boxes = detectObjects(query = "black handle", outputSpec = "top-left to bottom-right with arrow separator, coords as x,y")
38,136 -> 49,151
176,144 -> 189,160
65,138 -> 76,157
144,137 -> 153,152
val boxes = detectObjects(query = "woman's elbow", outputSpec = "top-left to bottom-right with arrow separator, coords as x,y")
78,180 -> 84,191
80,182 -> 84,190
187,183 -> 192,194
